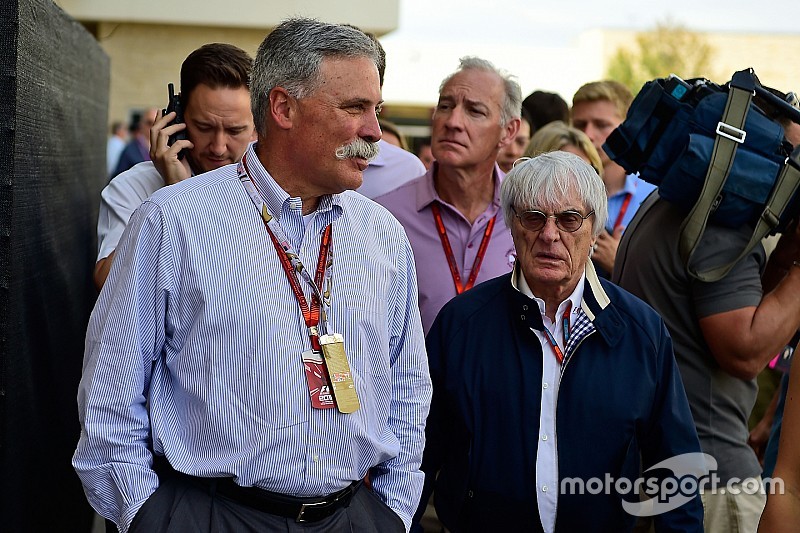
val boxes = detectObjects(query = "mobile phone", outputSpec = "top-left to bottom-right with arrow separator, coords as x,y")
163,83 -> 187,160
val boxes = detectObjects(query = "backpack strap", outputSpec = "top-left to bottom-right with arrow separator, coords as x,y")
689,162 -> 800,282
679,70 -> 757,282
761,147 -> 800,233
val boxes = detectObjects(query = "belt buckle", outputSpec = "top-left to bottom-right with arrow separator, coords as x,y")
296,500 -> 327,523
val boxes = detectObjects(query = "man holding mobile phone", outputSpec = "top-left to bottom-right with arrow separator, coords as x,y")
94,43 -> 256,289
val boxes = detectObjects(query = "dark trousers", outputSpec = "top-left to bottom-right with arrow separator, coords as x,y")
127,473 -> 405,533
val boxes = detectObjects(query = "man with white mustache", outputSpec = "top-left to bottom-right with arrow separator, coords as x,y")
335,137 -> 380,162
74,19 -> 431,533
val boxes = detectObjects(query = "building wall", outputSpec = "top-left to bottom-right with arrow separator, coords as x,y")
709,32 -> 800,91
597,29 -> 800,94
55,0 -> 400,126
54,0 -> 398,32
94,22 -> 268,124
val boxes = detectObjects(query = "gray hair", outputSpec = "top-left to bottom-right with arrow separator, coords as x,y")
251,18 -> 382,137
500,151 -> 608,237
439,56 -> 522,126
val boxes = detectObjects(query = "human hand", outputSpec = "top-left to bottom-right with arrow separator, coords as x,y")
150,110 -> 194,186
592,226 -> 624,273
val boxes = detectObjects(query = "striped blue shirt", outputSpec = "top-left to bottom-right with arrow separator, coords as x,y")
73,143 -> 432,532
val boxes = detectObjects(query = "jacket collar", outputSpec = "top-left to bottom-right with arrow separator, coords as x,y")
508,260 -> 624,347
580,260 -> 609,319
580,261 -> 624,347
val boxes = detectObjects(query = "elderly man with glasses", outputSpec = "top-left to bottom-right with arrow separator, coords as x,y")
417,151 -> 703,532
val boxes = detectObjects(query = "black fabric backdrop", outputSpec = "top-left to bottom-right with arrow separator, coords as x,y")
1,0 -> 108,529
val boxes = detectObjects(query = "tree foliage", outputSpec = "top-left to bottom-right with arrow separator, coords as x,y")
606,20 -> 716,95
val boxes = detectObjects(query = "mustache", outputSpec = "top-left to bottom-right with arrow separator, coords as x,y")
335,138 -> 380,162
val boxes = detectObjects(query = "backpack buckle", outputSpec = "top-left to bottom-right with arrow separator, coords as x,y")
716,122 -> 746,144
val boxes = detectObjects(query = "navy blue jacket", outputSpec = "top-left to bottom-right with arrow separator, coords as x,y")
420,266 -> 703,532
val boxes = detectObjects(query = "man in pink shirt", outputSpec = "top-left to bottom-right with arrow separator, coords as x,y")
376,56 -> 521,334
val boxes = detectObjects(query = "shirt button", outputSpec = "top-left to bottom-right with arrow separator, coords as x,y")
543,383 -> 549,389
522,305 -> 528,311
542,435 -> 548,441
542,485 -> 548,492
520,315 -> 526,321
313,455 -> 319,462
468,243 -> 474,249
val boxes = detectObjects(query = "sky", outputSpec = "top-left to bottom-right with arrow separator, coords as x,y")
379,0 -> 800,105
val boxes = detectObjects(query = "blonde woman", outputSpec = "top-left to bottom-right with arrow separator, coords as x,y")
523,120 -> 603,176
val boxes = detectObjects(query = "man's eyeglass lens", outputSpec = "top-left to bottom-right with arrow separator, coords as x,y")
516,210 -> 594,232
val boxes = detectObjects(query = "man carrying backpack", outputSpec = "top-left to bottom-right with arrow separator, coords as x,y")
613,88 -> 800,532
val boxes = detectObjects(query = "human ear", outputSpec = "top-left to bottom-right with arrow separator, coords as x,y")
498,117 -> 521,149
269,87 -> 295,130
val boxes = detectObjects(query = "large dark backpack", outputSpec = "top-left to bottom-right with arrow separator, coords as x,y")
604,68 -> 800,281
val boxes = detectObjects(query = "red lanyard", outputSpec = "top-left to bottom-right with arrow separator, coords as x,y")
431,203 -> 496,295
612,192 -> 633,230
266,222 -> 332,351
238,152 -> 333,350
540,303 -> 572,364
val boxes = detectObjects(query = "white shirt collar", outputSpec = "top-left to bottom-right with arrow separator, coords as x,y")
512,264 -> 586,320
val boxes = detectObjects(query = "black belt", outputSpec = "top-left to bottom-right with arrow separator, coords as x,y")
152,455 -> 363,523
